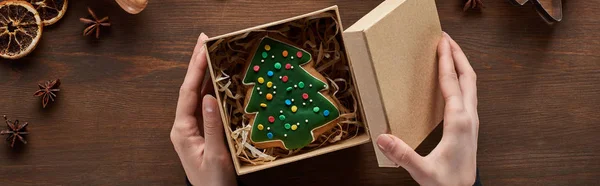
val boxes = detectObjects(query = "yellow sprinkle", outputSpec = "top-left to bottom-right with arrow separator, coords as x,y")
257,124 -> 264,130
266,93 -> 273,100
291,125 -> 298,131
260,103 -> 267,108
265,45 -> 271,51
258,77 -> 265,84
291,105 -> 298,113
267,81 -> 273,88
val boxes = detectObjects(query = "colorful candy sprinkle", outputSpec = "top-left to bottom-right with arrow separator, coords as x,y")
267,81 -> 273,88
298,81 -> 305,88
266,93 -> 273,100
260,103 -> 267,108
284,123 -> 291,130
302,93 -> 309,100
282,50 -> 288,57
285,99 -> 292,106
282,76 -> 289,83
279,115 -> 286,121
265,45 -> 271,51
296,51 -> 303,58
258,77 -> 264,84
267,71 -> 274,77
323,110 -> 330,117
291,106 -> 298,113
267,132 -> 273,139
274,62 -> 282,70
253,65 -> 260,72
285,63 -> 292,70
268,116 -> 275,123
291,125 -> 298,131
313,107 -> 320,113
257,124 -> 264,130
286,87 -> 293,91
262,52 -> 268,58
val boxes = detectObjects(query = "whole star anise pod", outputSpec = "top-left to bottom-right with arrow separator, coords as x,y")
464,0 -> 484,11
34,79 -> 61,108
1,115 -> 29,148
80,7 -> 111,39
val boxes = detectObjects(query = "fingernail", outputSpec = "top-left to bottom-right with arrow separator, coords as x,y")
200,32 -> 208,40
203,95 -> 216,113
443,32 -> 453,41
376,134 -> 394,152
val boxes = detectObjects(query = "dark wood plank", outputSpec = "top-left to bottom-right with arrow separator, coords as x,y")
0,0 -> 598,185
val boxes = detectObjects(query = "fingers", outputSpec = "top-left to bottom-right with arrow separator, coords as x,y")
438,34 -> 465,114
176,33 -> 210,121
195,76 -> 216,119
444,33 -> 478,116
202,95 -> 228,156
377,134 -> 428,176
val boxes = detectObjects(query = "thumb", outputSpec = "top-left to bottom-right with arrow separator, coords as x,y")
377,134 -> 427,175
202,95 -> 227,155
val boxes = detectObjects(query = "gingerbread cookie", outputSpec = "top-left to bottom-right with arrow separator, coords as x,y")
242,37 -> 340,150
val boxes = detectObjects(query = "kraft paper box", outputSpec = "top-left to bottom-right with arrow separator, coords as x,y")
204,0 -> 444,175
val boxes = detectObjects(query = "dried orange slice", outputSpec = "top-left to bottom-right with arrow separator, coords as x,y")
24,0 -> 67,26
0,1 -> 43,59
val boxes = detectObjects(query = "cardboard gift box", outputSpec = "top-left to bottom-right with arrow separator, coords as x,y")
204,0 -> 444,175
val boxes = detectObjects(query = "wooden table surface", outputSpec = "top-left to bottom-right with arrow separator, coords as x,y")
1,0 -> 599,185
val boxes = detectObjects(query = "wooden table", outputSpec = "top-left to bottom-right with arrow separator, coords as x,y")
1,0 -> 598,185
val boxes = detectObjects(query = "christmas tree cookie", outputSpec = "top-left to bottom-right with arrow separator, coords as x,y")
243,37 -> 340,150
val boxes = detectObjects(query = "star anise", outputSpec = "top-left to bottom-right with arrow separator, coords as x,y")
34,79 -> 61,108
464,0 -> 484,11
79,7 -> 111,39
1,115 -> 29,148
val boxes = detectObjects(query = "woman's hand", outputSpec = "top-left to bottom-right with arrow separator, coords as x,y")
171,33 -> 237,186
377,32 -> 479,186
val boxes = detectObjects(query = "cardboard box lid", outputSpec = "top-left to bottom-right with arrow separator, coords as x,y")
343,0 -> 445,167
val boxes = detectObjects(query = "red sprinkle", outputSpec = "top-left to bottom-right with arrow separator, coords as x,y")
285,63 -> 292,70
253,65 -> 260,72
302,93 -> 309,100
268,116 -> 275,123
296,51 -> 303,58
282,76 -> 289,83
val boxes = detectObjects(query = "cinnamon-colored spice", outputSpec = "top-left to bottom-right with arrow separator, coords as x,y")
464,0 -> 484,11
33,79 -> 61,108
1,115 -> 29,148
80,7 -> 111,39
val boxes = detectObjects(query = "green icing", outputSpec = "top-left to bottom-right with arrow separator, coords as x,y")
242,37 -> 340,149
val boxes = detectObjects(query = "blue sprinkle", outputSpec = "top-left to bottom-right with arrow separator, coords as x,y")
323,110 -> 330,117
285,99 -> 292,106
267,132 -> 274,139
267,71 -> 274,77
